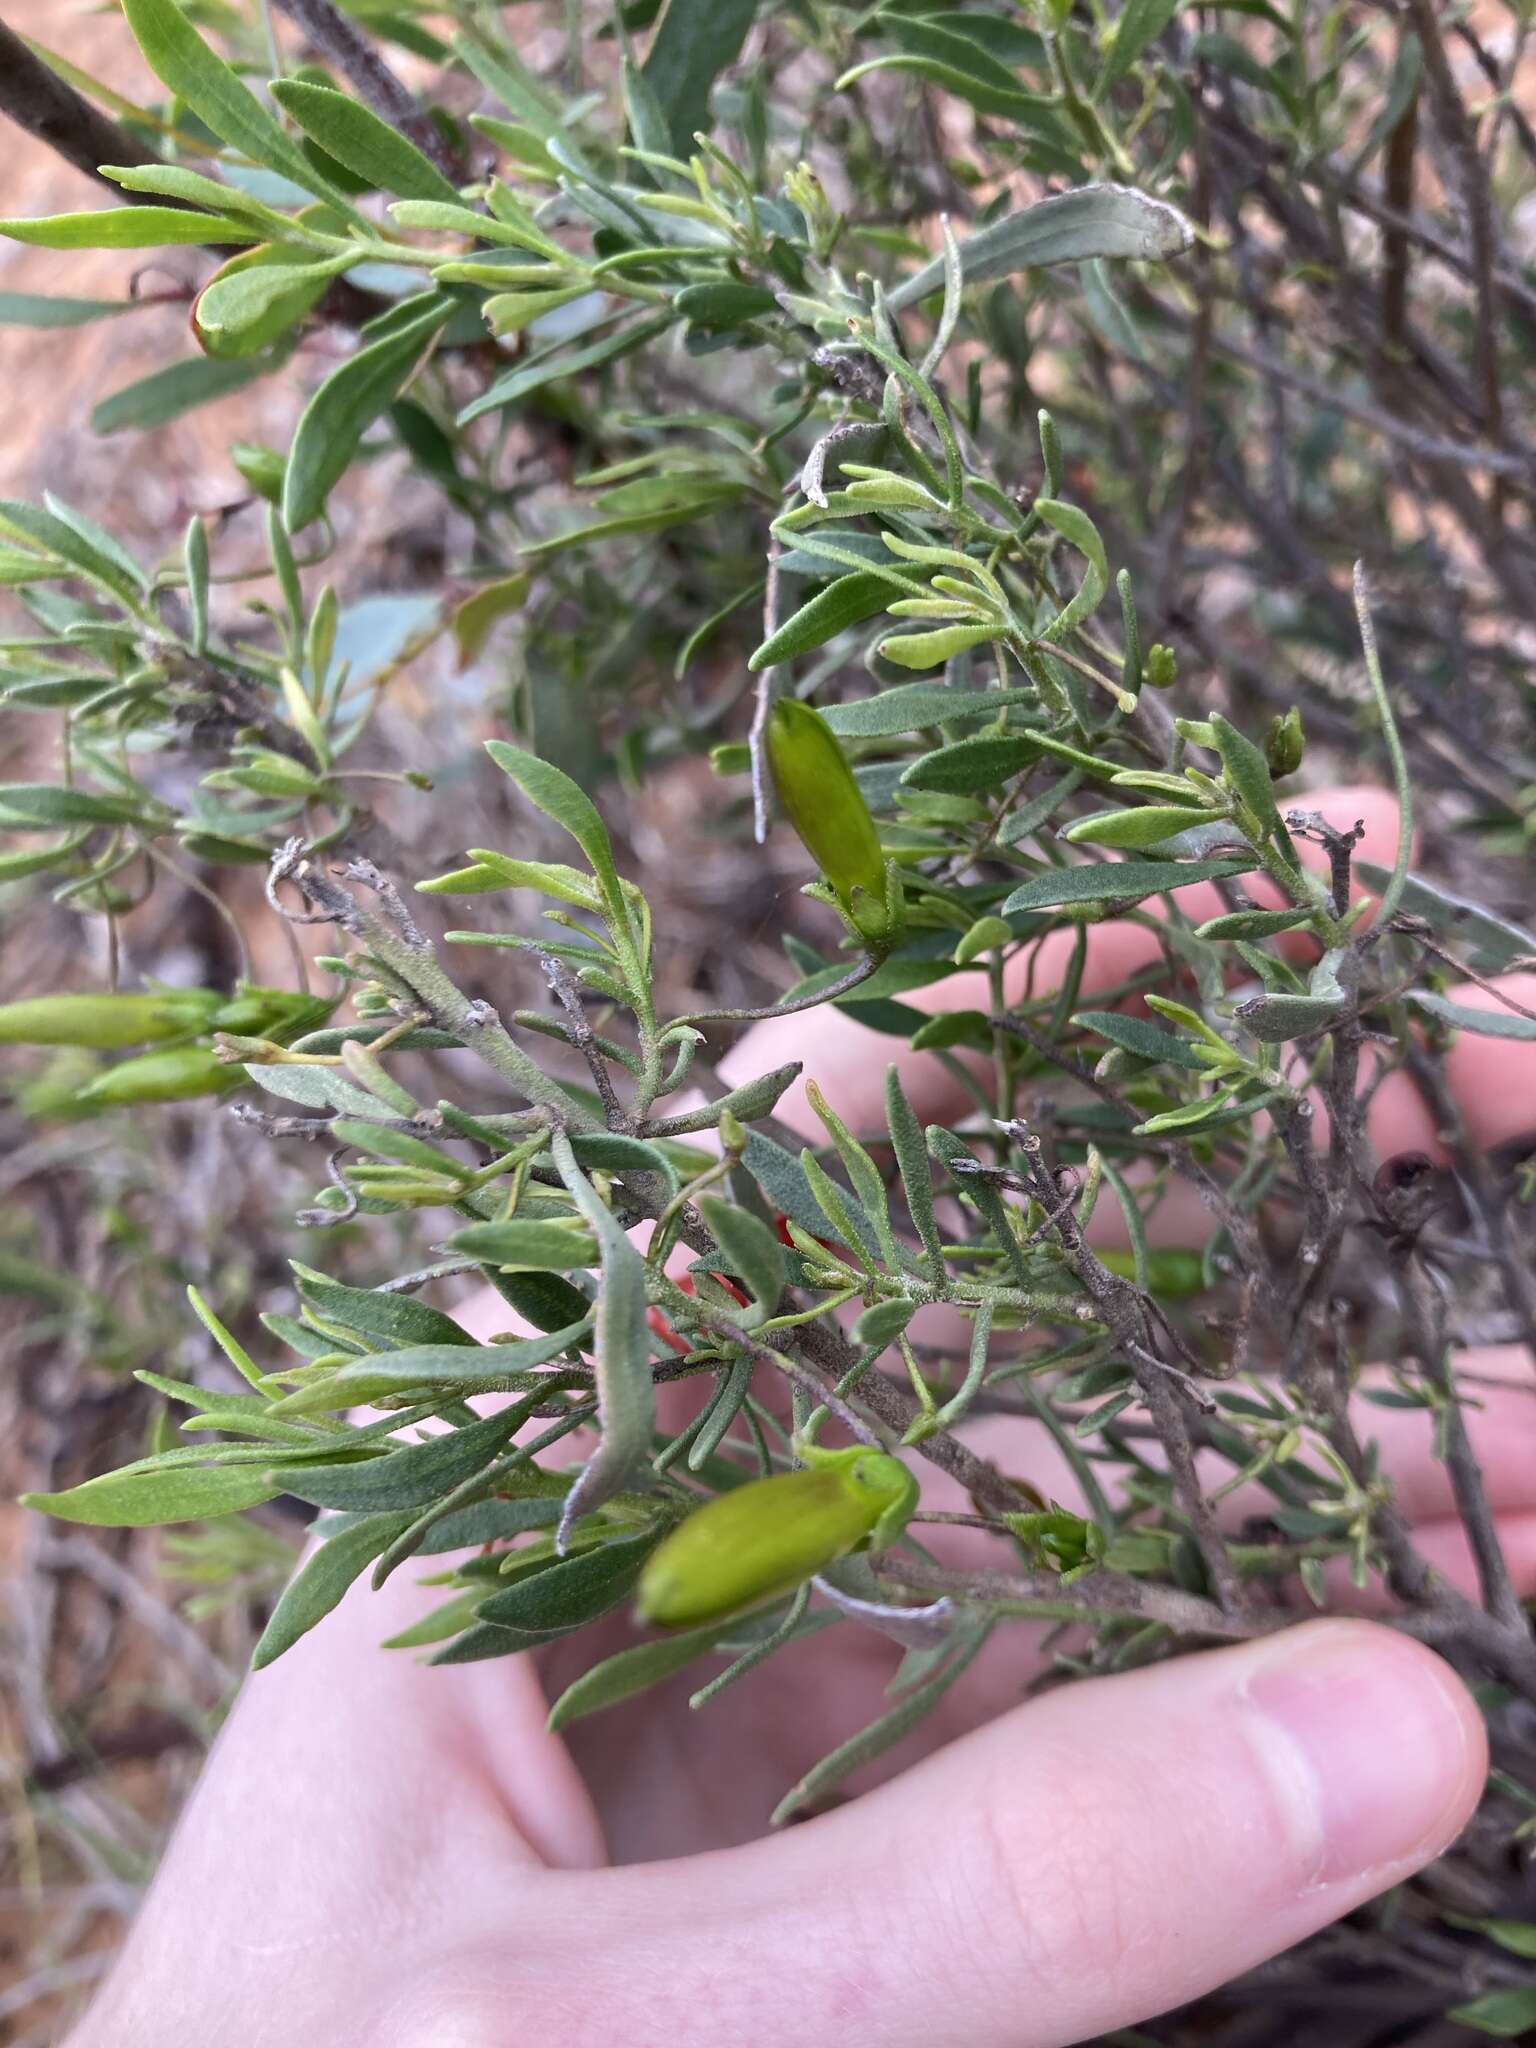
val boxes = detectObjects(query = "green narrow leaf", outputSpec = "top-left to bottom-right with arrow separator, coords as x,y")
0,290 -> 141,327
1000,857 -> 1248,915
547,1617 -> 735,1729
292,1270 -> 476,1350
550,1131 -> 656,1544
1032,499 -> 1109,642
1100,0 -> 1183,92
274,1397 -> 539,1508
621,53 -> 679,164
477,1524 -> 660,1631
0,207 -> 260,249
1193,906 -> 1315,940
885,1066 -> 944,1283
686,1353 -> 754,1471
878,624 -> 999,669
851,1298 -> 917,1348
283,299 -> 452,531
183,513 -> 209,654
1355,863 -> 1536,974
771,1622 -> 991,1823
187,1282 -> 265,1391
748,572 -> 891,671
270,78 -> 461,204
1232,992 -> 1349,1042
484,738 -> 625,916
1444,1987 -> 1536,2038
641,0 -> 760,154
121,0 -> 335,197
452,571 -> 530,667
695,1195 -> 785,1312
1073,1009 -> 1208,1069
251,1512 -> 411,1668
1406,991 -> 1536,1042
0,782 -> 159,827
457,312 -> 676,425
689,1593 -> 839,1706
887,186 -> 1193,310
22,1463 -> 280,1527
805,1081 -> 903,1273
447,1220 -> 601,1270
674,280 -> 779,328
900,734 -> 1037,794
1209,712 -> 1284,842
265,1326 -> 589,1416
0,497 -> 145,604
818,683 -> 1036,739
1063,804 -> 1214,849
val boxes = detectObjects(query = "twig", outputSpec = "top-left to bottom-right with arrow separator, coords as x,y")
269,0 -> 461,180
998,1118 -> 1247,1615
540,953 -> 630,1130
0,23 -> 159,188
1405,0 -> 1504,453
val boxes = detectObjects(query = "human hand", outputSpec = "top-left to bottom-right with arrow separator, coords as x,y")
70,782 -> 1531,2048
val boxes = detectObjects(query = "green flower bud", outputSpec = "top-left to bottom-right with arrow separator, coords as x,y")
636,1447 -> 917,1629
765,699 -> 895,942
0,989 -> 221,1049
1144,643 -> 1177,689
1002,1504 -> 1105,1582
76,1045 -> 239,1107
229,440 -> 286,505
1264,708 -> 1305,779
210,986 -> 336,1041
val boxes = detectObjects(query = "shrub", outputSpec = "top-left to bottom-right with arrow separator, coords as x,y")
3,2 -> 1535,2038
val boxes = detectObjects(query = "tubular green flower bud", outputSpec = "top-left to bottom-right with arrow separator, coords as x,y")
229,440 -> 286,505
209,987 -> 336,1040
1144,643 -> 1177,689
0,989 -> 221,1049
76,1046 -> 238,1107
1264,708 -> 1305,779
765,699 -> 894,940
637,1447 -> 917,1629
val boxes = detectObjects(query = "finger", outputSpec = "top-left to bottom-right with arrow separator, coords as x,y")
575,1620 -> 1481,2048
1378,1512 -> 1536,1603
75,1559 -> 603,2047
719,783 -> 1405,1141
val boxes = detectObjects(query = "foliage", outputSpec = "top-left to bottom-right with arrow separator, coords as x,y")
4,1 -> 1536,2038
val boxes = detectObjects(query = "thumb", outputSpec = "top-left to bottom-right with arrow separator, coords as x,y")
589,1620 -> 1483,2048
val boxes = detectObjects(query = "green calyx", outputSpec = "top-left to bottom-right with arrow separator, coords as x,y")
75,1045 -> 238,1106
636,1445 -> 917,1629
0,988 -> 221,1049
765,698 -> 901,945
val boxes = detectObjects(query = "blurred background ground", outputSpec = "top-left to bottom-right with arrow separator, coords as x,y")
1,1 -> 1534,2041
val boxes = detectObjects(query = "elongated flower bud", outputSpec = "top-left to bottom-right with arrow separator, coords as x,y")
0,989 -> 220,1049
765,699 -> 894,941
76,1046 -> 237,1106
637,1447 -> 917,1629
210,987 -> 335,1040
1264,708 -> 1305,778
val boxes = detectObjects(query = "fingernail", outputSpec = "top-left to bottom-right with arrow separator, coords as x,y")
1244,1621 -> 1483,1888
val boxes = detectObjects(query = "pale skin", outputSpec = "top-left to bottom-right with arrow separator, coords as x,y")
70,784 -> 1536,2048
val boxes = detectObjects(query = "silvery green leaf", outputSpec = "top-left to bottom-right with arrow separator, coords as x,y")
1356,862 -> 1536,974
888,185 -> 1193,311
551,1130 -> 656,1546
1406,991 -> 1536,1042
